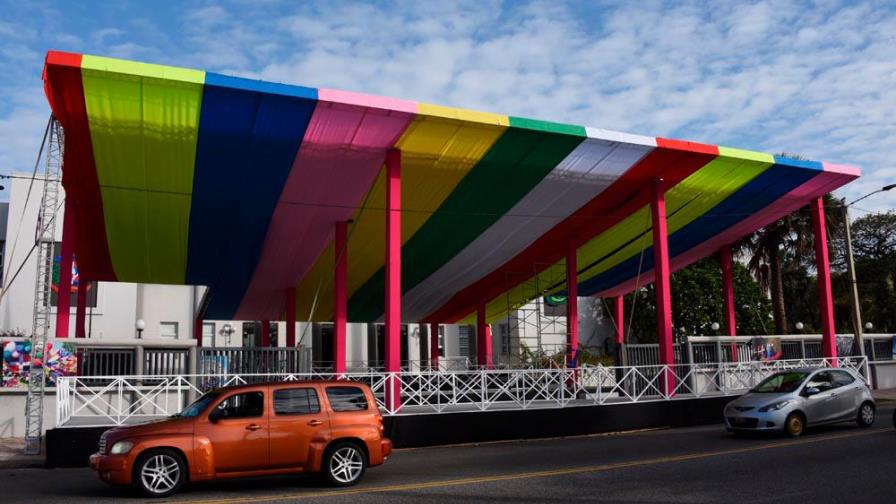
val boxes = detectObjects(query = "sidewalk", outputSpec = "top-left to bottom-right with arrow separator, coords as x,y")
873,388 -> 896,404
0,437 -> 44,469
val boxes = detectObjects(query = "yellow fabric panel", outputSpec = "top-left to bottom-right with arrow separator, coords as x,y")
417,103 -> 509,126
295,113 -> 508,321
81,55 -> 203,284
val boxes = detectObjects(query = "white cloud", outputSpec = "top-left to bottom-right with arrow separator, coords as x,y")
0,0 -> 894,214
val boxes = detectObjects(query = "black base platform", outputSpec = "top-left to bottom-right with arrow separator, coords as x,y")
46,396 -> 735,468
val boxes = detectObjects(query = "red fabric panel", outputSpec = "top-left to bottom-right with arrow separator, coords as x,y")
424,139 -> 718,324
43,51 -> 117,281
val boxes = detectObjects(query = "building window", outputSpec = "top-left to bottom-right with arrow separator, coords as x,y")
202,322 -> 215,347
160,322 -> 179,339
0,239 -> 5,282
458,325 -> 471,358
498,323 -> 511,355
438,325 -> 445,356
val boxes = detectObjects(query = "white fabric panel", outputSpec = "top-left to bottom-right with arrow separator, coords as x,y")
401,137 -> 655,321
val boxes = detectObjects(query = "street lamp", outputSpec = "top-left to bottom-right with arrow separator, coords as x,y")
842,183 -> 896,357
865,322 -> 873,331
221,323 -> 235,346
795,322 -> 804,331
710,322 -> 720,332
135,319 -> 145,339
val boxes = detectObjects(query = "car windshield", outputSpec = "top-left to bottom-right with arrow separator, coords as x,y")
750,372 -> 810,393
177,391 -> 221,418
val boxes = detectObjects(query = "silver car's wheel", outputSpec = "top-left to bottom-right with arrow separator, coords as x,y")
324,442 -> 367,486
857,402 -> 875,427
785,413 -> 805,437
135,450 -> 185,498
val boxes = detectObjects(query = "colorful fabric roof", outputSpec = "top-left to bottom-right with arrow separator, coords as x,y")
42,51 -> 860,324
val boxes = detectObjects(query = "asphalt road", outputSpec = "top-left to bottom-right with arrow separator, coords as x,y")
4,406 -> 895,503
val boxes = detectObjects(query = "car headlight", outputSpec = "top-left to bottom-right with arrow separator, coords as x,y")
758,400 -> 792,413
110,440 -> 134,455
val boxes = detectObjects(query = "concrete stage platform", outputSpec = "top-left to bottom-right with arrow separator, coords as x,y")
46,395 -> 736,467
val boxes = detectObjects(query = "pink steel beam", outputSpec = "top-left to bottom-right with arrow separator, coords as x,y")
476,301 -> 493,369
811,197 -> 838,362
614,296 -> 624,345
430,323 -> 440,369
285,288 -> 296,347
55,198 -> 76,337
75,276 -> 87,338
384,149 -> 402,411
651,180 -> 675,395
334,220 -> 348,374
261,320 -> 271,347
566,241 -> 578,367
720,245 -> 737,361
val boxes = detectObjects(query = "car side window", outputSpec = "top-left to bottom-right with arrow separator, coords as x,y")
806,372 -> 834,392
274,388 -> 320,415
214,391 -> 264,419
831,370 -> 855,388
326,386 -> 369,412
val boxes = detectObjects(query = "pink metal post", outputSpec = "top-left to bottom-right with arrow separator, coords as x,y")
811,197 -> 838,363
651,180 -> 675,395
194,317 -> 204,348
334,221 -> 348,374
429,323 -> 440,369
720,245 -> 738,361
614,296 -> 624,345
476,301 -> 493,369
261,320 -> 271,348
55,198 -> 76,338
285,288 -> 296,347
566,241 -> 579,367
384,149 -> 402,410
75,277 -> 87,338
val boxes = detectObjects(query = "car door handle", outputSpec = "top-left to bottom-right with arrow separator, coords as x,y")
307,419 -> 324,427
246,424 -> 262,431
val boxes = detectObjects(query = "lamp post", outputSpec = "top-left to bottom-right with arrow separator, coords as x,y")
842,183 -> 896,357
135,319 -> 145,339
221,323 -> 235,347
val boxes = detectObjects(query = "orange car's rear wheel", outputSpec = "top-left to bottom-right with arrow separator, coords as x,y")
323,441 -> 367,487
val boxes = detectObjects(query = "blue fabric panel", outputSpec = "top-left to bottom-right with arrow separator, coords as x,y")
573,165 -> 822,297
187,73 -> 317,319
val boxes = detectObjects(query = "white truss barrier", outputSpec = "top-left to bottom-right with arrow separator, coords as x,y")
56,357 -> 866,427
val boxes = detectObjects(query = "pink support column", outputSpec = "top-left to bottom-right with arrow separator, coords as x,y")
194,316 -> 204,348
261,320 -> 271,348
75,277 -> 87,338
566,241 -> 578,367
333,221 -> 348,374
55,198 -> 76,338
614,296 -> 624,345
384,149 -> 402,411
651,180 -> 676,395
429,323 -> 440,370
720,245 -> 737,362
811,197 -> 838,363
285,288 -> 296,347
476,301 -> 493,369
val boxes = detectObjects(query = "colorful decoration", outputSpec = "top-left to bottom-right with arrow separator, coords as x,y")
42,51 -> 860,325
2,340 -> 78,388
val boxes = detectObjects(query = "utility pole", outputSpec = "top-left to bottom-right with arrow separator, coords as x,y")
842,183 -> 896,358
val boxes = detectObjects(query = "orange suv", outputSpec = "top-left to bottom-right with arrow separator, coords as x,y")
89,381 -> 392,497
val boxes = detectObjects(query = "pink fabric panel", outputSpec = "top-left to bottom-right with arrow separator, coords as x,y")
319,88 -> 418,114
823,162 -> 861,177
596,172 -> 853,298
235,101 -> 416,320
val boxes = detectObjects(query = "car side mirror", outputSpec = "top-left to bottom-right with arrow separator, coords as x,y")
802,387 -> 820,397
208,408 -> 223,423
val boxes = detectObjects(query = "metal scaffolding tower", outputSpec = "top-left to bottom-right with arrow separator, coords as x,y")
24,117 -> 64,455
504,261 -> 568,367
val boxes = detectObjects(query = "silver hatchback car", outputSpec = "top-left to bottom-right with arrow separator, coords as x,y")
724,367 -> 875,436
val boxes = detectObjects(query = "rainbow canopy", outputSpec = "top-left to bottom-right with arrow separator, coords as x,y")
42,51 -> 860,324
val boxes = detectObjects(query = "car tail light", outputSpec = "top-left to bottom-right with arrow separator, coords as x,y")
378,416 -> 384,435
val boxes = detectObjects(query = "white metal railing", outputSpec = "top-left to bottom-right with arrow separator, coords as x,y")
55,357 -> 866,427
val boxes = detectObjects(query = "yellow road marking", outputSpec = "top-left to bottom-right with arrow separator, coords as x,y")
165,428 -> 889,504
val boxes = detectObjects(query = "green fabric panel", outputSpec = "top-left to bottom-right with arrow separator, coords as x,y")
509,116 -> 587,136
348,127 -> 586,321
81,55 -> 204,284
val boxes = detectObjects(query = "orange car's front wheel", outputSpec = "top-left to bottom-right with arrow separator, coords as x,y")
134,449 -> 187,498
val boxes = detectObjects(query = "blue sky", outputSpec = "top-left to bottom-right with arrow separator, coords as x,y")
1,0 -> 894,213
